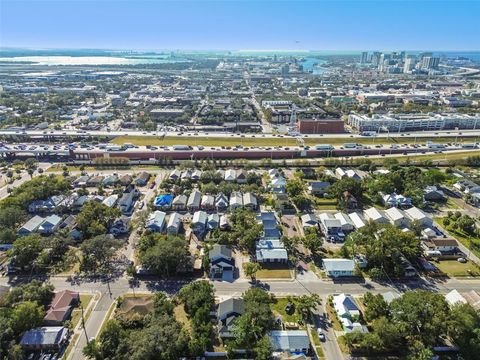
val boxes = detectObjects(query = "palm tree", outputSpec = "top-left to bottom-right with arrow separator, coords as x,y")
243,262 -> 262,282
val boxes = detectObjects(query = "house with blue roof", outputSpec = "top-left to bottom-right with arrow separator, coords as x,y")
154,194 -> 174,210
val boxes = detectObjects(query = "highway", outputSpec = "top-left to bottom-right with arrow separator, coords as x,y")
2,128 -> 480,140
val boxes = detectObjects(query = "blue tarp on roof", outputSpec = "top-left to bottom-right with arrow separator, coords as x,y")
154,194 -> 174,207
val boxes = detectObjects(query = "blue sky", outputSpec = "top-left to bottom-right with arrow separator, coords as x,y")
1,0 -> 479,51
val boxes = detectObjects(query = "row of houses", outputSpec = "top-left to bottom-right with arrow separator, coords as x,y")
154,191 -> 257,212
255,212 -> 288,264
72,171 -> 150,188
169,168 -> 253,183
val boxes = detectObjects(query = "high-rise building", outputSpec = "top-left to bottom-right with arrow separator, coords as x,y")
421,56 -> 440,70
361,52 -> 369,64
371,52 -> 381,66
403,55 -> 417,73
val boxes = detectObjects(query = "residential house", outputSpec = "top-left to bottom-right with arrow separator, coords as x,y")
454,179 -> 480,194
109,216 -> 130,236
425,238 -> 458,254
146,211 -> 166,233
135,171 -> 150,186
385,207 -> 410,228
243,192 -> 257,210
192,210 -> 207,234
166,213 -> 182,235
172,194 -> 188,211
229,191 -> 243,210
268,330 -> 310,354
405,206 -> 432,227
38,214 -> 62,235
119,174 -> 133,186
219,215 -> 230,230
382,193 -> 412,208
209,244 -> 234,280
207,214 -> 220,230
18,215 -> 45,236
323,259 -> 355,277
258,212 -> 282,240
333,293 -> 361,319
44,290 -> 79,326
334,212 -> 355,232
28,195 -> 66,213
301,213 -> 318,228
270,176 -> 286,193
169,169 -> 181,181
348,212 -> 366,229
102,194 -> 118,208
187,190 -> 202,212
118,190 -> 135,214
236,169 -> 248,184
191,170 -> 202,181
102,174 -> 119,187
274,193 -> 296,215
201,194 -> 215,211
154,194 -> 174,210
215,193 -> 229,212
308,181 -> 330,196
86,175 -> 103,187
217,298 -> 245,339
423,186 -> 445,201
224,169 -> 237,182
181,169 -> 192,181
318,213 -> 344,241
364,207 -> 389,225
342,191 -> 358,209
256,245 -> 288,264
20,327 -> 69,351
72,175 -> 90,187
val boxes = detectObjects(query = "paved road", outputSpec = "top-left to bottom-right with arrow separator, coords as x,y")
2,275 -> 480,359
314,300 -> 345,360
0,162 -> 52,200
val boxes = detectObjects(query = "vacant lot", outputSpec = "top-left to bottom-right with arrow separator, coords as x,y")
435,260 -> 480,277
271,297 -> 302,324
256,268 -> 292,279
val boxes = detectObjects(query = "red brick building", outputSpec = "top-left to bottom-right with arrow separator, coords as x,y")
297,118 -> 345,134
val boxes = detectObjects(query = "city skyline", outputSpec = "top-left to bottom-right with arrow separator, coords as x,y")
1,0 -> 479,51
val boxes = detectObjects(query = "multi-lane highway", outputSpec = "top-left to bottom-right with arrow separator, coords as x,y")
2,128 -> 480,140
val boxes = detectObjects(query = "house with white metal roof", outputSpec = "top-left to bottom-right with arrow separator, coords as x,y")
363,207 -> 389,224
323,259 -> 355,277
405,206 -> 432,227
146,211 -> 166,233
385,207 -> 410,228
166,213 -> 182,235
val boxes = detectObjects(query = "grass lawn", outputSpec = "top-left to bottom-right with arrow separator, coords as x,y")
270,297 -> 303,324
314,198 -> 338,210
256,268 -> 292,279
337,335 -> 351,354
310,328 -> 326,359
174,304 -> 192,332
62,333 -> 79,360
435,260 -> 480,277
434,217 -> 480,259
111,135 -> 480,148
444,198 -> 462,210
70,294 -> 94,329
325,300 -> 343,332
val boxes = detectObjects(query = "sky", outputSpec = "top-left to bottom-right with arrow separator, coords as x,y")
1,0 -> 479,51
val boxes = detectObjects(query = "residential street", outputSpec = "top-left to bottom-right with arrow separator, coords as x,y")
3,273 -> 480,360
